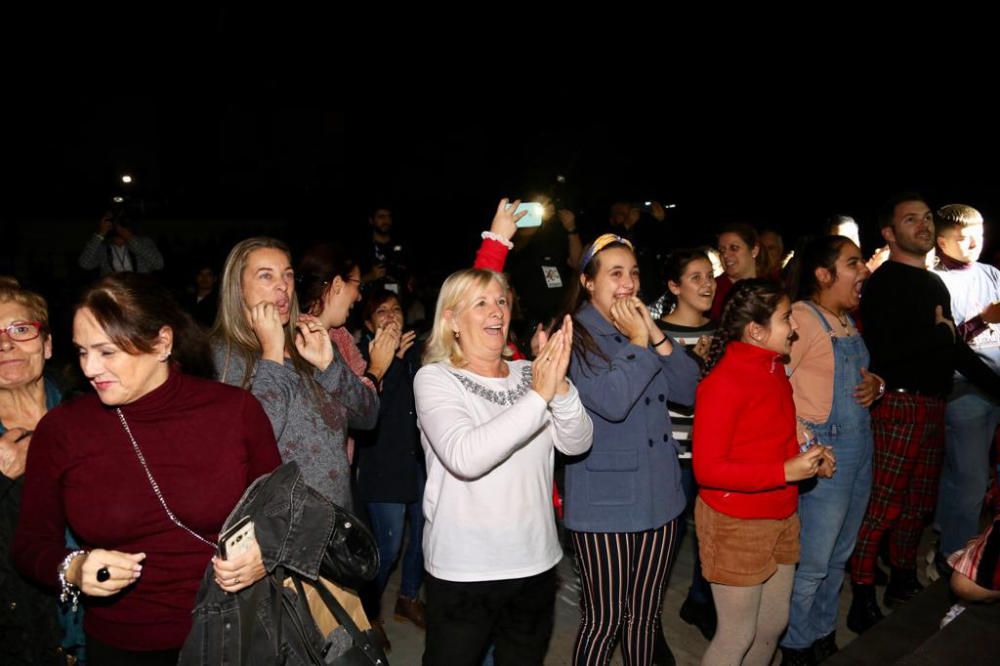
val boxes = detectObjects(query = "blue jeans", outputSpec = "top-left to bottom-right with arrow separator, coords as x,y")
935,388 -> 1000,556
368,500 -> 425,599
783,421 -> 872,649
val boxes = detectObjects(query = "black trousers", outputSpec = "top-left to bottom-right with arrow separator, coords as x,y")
423,566 -> 557,666
86,634 -> 179,666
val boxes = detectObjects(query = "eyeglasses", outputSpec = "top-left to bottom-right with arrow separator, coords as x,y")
0,321 -> 44,342
319,277 -> 362,287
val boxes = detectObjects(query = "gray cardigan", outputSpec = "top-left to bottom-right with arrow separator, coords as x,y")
78,234 -> 164,275
212,341 -> 379,508
564,302 -> 700,533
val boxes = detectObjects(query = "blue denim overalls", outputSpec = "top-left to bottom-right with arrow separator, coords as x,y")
783,302 -> 875,650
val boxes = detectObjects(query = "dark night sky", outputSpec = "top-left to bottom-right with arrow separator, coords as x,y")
6,60 -> 1000,275
7,8 -> 997,248
9,92 -> 1000,228
6,14 -> 997,370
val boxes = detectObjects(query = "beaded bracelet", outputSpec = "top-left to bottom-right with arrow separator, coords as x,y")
58,549 -> 87,612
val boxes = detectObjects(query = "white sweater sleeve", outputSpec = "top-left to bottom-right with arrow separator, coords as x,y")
414,365 -> 549,480
547,380 -> 593,456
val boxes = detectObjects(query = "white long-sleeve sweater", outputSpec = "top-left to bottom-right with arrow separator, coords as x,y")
414,360 -> 593,582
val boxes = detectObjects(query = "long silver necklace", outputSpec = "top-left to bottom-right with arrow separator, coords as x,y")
116,408 -> 215,549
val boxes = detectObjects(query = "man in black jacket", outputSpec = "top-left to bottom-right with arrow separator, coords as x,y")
848,193 -> 1000,633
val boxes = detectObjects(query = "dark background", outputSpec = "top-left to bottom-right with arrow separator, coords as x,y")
5,29 -> 1000,300
7,99 -> 1000,268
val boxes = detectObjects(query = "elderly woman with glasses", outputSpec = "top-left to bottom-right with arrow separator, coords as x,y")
0,280 -> 86,663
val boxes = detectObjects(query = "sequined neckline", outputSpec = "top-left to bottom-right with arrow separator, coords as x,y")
449,364 -> 533,407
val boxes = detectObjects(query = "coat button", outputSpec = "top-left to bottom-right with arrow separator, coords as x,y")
663,434 -> 670,441
648,439 -> 654,447
627,353 -> 636,360
658,394 -> 665,402
645,397 -> 651,405
615,336 -> 623,343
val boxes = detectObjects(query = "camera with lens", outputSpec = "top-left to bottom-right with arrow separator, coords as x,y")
108,194 -> 135,231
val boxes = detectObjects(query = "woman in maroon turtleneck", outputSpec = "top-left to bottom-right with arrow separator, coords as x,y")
13,274 -> 281,665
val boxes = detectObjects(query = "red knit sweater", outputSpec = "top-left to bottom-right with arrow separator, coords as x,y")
13,369 -> 281,651
693,341 -> 799,519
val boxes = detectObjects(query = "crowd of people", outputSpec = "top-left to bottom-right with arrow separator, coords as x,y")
1,192 -> 998,666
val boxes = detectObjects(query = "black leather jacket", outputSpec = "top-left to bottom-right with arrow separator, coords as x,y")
179,462 -> 379,665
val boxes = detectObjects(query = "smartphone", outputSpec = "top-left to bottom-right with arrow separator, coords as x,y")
218,517 -> 255,560
512,202 -> 544,228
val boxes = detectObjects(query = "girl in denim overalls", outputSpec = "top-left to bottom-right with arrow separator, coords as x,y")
782,236 -> 884,665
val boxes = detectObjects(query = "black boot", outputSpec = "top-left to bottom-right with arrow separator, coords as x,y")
847,583 -> 883,634
884,566 -> 923,607
678,596 -> 717,640
812,631 -> 839,663
780,645 -> 817,666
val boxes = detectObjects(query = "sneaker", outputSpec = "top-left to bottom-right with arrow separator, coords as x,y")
940,603 -> 967,629
394,595 -> 427,630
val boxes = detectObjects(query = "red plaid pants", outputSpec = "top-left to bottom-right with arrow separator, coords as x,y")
850,392 -> 945,584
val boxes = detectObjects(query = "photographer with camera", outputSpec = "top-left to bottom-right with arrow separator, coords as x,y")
78,209 -> 164,276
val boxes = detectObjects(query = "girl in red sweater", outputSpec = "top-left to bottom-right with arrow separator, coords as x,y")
693,279 -> 833,666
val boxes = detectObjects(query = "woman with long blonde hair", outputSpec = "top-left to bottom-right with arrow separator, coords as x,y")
211,237 -> 382,507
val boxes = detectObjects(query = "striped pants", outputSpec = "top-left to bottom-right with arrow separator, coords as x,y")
571,520 -> 679,666
850,392 -> 945,583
